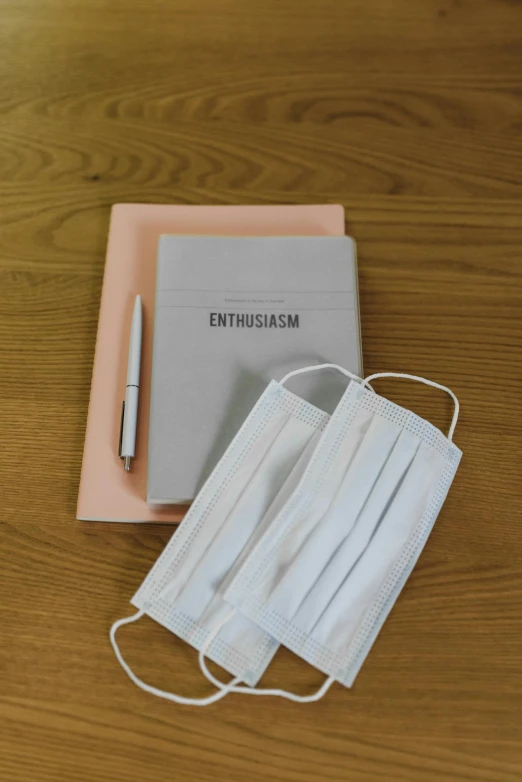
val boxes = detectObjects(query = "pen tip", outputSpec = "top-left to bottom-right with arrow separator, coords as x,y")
124,456 -> 131,471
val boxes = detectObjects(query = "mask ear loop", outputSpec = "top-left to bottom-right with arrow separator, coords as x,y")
280,363 -> 363,386
197,610 -> 335,703
361,372 -> 460,441
280,363 -> 375,394
110,607 -> 335,705
110,608 -> 241,706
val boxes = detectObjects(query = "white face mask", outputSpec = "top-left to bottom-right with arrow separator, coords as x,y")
211,366 -> 461,698
111,365 -> 461,706
110,370 -> 344,705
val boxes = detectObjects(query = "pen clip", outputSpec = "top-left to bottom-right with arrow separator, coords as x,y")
118,401 -> 125,458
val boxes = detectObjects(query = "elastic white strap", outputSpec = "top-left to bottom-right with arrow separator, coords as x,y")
110,607 -> 334,705
197,609 -> 335,703
280,363 -> 363,387
110,608 -> 241,706
362,372 -> 460,441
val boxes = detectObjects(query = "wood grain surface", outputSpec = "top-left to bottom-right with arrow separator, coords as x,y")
1,1 -> 522,780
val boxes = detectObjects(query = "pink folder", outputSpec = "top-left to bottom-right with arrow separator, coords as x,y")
77,203 -> 345,523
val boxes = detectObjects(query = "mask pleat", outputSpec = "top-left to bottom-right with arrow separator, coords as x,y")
161,410 -> 291,602
244,405 -> 376,604
257,414 -> 404,622
292,430 -> 421,637
310,443 -> 446,653
194,427 -> 325,661
203,426 -> 324,618
174,416 -> 323,621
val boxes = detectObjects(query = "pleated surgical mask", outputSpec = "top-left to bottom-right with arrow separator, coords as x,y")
110,369 -> 348,706
111,364 -> 461,706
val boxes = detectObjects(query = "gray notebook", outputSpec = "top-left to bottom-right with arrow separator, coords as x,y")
148,235 -> 362,504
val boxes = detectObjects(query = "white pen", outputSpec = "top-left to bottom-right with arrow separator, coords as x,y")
119,295 -> 142,471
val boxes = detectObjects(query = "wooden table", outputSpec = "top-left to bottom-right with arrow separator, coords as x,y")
1,1 -> 521,780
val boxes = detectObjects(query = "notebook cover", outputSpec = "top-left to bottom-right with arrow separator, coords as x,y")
149,235 -> 361,504
77,203 -> 346,523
